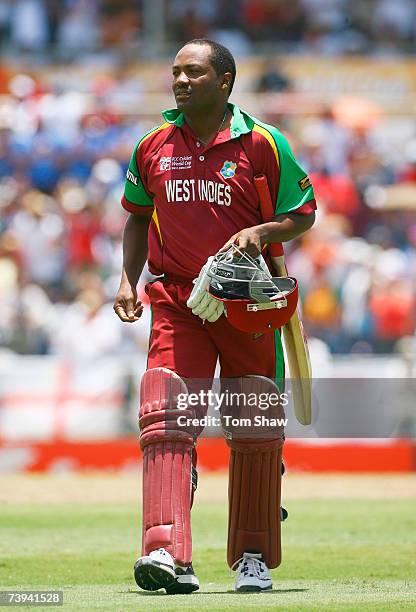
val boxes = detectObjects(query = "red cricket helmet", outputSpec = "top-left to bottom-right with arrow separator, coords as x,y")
207,247 -> 298,333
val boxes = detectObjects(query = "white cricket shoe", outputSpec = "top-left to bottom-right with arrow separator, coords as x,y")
134,547 -> 200,594
134,548 -> 176,591
234,552 -> 273,592
166,562 -> 200,594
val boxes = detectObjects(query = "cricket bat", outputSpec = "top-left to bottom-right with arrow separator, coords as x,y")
254,174 -> 312,425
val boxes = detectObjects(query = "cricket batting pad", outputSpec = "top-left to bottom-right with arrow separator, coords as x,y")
139,368 -> 195,566
224,376 -> 285,569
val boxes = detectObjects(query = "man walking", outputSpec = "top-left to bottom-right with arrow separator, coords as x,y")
114,39 -> 315,594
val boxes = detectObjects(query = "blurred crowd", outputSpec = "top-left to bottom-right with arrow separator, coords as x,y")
0,0 -> 415,60
0,56 -> 415,359
283,105 -> 416,355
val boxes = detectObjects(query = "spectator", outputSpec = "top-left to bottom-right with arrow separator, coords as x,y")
0,39 -> 415,358
10,0 -> 49,51
255,59 -> 292,93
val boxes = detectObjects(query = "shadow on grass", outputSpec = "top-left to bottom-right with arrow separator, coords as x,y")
126,588 -> 308,596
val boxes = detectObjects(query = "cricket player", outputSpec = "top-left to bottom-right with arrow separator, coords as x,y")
114,39 -> 316,594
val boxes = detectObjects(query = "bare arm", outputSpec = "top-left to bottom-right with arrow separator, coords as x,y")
113,213 -> 151,322
222,212 -> 316,258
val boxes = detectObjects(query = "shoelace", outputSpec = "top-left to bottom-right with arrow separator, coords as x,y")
230,553 -> 264,577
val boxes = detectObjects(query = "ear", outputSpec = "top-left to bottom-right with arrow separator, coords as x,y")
220,72 -> 232,92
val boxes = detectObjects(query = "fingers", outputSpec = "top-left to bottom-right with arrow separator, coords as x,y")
192,293 -> 224,322
191,292 -> 211,316
206,306 -> 223,323
204,300 -> 224,322
200,296 -> 221,320
236,237 -> 261,258
187,286 -> 205,309
114,304 -> 134,322
187,283 -> 208,309
187,255 -> 225,322
113,299 -> 142,322
235,233 -> 247,250
219,236 -> 254,256
219,234 -> 238,252
234,234 -> 261,258
245,244 -> 261,258
220,230 -> 262,258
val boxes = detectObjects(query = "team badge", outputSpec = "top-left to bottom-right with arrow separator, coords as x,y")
220,160 -> 237,179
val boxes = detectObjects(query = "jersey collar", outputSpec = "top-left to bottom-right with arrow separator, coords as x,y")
162,103 -> 254,139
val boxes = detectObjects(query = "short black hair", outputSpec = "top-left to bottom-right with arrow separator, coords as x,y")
184,38 -> 236,96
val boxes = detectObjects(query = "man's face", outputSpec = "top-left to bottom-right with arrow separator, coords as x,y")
172,43 -> 228,113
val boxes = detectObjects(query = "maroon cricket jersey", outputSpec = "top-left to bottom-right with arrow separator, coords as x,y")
122,103 -> 316,279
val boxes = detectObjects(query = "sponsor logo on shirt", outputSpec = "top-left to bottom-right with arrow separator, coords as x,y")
160,155 -> 192,171
165,179 -> 231,206
126,169 -> 138,186
298,175 -> 311,191
220,160 -> 237,179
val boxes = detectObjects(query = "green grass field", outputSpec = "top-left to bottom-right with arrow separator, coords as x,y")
0,473 -> 415,611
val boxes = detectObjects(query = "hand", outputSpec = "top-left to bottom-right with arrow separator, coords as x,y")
186,256 -> 224,323
113,284 -> 143,322
220,227 -> 263,258
188,290 -> 224,322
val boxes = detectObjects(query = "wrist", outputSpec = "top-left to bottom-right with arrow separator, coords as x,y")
256,222 -> 279,245
119,273 -> 137,291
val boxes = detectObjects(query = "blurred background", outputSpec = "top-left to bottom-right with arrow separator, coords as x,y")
0,0 -> 415,471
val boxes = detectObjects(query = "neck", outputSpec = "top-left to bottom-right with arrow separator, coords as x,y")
184,104 -> 229,144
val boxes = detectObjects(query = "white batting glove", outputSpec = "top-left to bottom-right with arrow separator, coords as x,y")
187,256 -> 225,323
